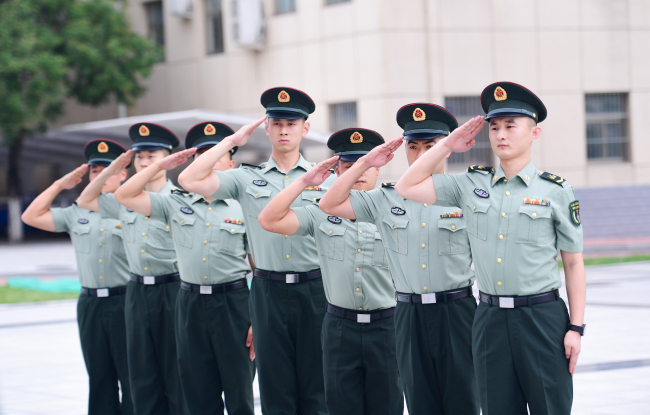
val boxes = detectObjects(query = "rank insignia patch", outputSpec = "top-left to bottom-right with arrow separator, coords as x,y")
440,212 -> 463,218
350,131 -> 363,144
413,107 -> 426,121
252,180 -> 267,186
278,90 -> 290,102
570,200 -> 581,226
116,223 -> 122,229
524,198 -> 550,206
78,218 -> 89,224
171,188 -> 190,196
540,172 -> 565,186
494,86 -> 507,101
468,165 -> 495,174
382,182 -> 396,188
139,125 -> 150,136
327,216 -> 342,224
204,123 -> 216,135
474,188 -> 489,198
391,207 -> 405,215
224,218 -> 245,226
97,141 -> 109,153
180,207 -> 194,214
305,186 -> 324,191
126,208 -> 134,212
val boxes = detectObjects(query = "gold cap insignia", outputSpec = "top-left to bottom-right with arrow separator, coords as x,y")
204,124 -> 216,135
413,107 -> 426,121
494,86 -> 507,101
350,131 -> 363,144
97,141 -> 109,153
278,90 -> 290,103
139,125 -> 150,136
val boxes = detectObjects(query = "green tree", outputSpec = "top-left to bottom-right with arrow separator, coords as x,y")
0,0 -> 160,197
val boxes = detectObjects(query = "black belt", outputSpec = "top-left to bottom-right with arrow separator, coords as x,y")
396,286 -> 472,304
81,285 -> 127,297
326,303 -> 395,324
180,279 -> 247,294
253,268 -> 322,284
479,289 -> 559,308
130,272 -> 180,285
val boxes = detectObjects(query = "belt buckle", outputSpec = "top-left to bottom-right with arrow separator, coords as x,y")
143,276 -> 155,285
96,288 -> 109,298
285,274 -> 299,284
199,285 -> 212,295
421,293 -> 437,304
499,297 -> 515,308
357,314 -> 371,323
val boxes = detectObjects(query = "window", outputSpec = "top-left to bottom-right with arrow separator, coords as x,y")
276,0 -> 296,14
585,93 -> 629,161
326,0 -> 351,4
145,1 -> 165,60
444,97 -> 492,166
206,0 -> 224,54
329,102 -> 357,132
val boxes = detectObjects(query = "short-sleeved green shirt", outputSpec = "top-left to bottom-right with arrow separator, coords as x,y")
149,191 -> 250,285
432,160 -> 583,296
98,180 -> 178,276
349,186 -> 474,294
210,154 -> 336,272
293,204 -> 395,311
51,203 -> 129,288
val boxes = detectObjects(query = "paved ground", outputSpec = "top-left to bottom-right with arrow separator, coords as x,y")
0,242 -> 649,414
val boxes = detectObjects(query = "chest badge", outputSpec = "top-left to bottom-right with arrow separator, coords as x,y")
570,200 -> 581,226
305,186 -> 324,191
524,198 -> 550,206
180,207 -> 194,214
391,207 -> 405,215
474,188 -> 489,198
440,212 -> 463,219
126,208 -> 134,212
116,223 -> 122,229
327,216 -> 342,224
224,218 -> 245,226
77,218 -> 89,224
252,180 -> 267,186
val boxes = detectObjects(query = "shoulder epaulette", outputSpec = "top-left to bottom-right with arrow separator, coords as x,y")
468,165 -> 495,174
382,182 -> 396,188
171,188 -> 190,196
240,163 -> 262,170
539,172 -> 566,186
314,198 -> 321,205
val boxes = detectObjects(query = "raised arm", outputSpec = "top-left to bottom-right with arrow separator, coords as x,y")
21,164 -> 88,231
179,117 -> 265,197
77,151 -> 133,211
395,116 -> 484,204
560,250 -> 586,375
259,156 -> 339,235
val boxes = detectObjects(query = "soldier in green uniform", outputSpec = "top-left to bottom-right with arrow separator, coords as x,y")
77,124 -> 187,415
257,128 -> 404,415
21,139 -> 133,415
319,105 -> 479,415
113,121 -> 256,415
395,82 -> 586,415
178,87 -> 333,415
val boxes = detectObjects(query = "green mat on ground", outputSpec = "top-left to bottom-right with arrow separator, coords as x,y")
7,277 -> 81,293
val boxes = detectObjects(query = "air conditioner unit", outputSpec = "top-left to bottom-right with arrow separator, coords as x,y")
172,0 -> 193,19
231,0 -> 266,51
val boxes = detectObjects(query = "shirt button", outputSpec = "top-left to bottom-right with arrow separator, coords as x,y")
285,235 -> 288,238
144,267 -> 148,271
206,223 -> 210,227
141,250 -> 145,254
313,198 -> 317,201
181,221 -> 184,224
497,258 -> 502,263
499,235 -> 504,240
391,223 -> 394,227
359,230 -> 363,234
99,243 -> 103,247
506,191 -> 510,196
230,229 -> 235,233
286,255 -> 290,259
166,226 -> 169,230
285,175 -> 289,179
422,223 -> 426,227
473,206 -> 476,211
100,276 -> 104,279
498,281 -> 502,286
356,268 -> 360,272
256,193 -> 259,197
424,204 -> 428,207
451,225 -> 456,230
99,259 -> 103,263
504,179 -> 508,183
145,216 -> 149,220
204,240 -> 208,244
532,213 -> 537,218
357,249 -> 361,253
204,276 -> 208,279
356,288 -> 360,292
203,258 -> 206,262
100,229 -> 104,232
424,286 -> 428,290
422,244 -> 426,248
502,212 -> 506,217
208,207 -> 212,211
422,264 -> 426,269
329,231 -> 332,234
142,233 -> 146,236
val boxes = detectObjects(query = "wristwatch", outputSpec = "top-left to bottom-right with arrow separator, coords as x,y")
568,323 -> 586,336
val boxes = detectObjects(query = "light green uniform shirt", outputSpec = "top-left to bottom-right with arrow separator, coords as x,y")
98,180 -> 178,277
432,161 -> 583,296
293,204 -> 395,311
349,185 -> 474,294
149,191 -> 250,285
51,203 -> 129,288
210,154 -> 336,272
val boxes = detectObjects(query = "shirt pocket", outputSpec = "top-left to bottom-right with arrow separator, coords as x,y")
71,226 -> 92,254
465,200 -> 491,240
123,214 -> 137,243
437,218 -> 468,255
245,185 -> 273,216
218,223 -> 246,255
381,215 -> 409,255
318,222 -> 346,261
172,216 -> 196,248
516,205 -> 554,245
300,191 -> 324,206
372,231 -> 388,267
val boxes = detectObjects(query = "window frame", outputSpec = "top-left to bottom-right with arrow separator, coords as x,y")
328,101 -> 358,132
585,93 -> 630,163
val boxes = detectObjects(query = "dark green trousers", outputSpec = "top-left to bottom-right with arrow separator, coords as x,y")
77,292 -> 133,415
125,280 -> 187,415
321,311 -> 404,415
249,276 -> 327,415
472,297 -> 572,415
395,296 -> 479,415
175,286 -> 255,415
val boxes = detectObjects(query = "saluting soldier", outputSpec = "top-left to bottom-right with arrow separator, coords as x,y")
258,129 -> 404,415
395,82 -> 586,415
179,88 -> 333,415
21,139 -> 133,415
319,106 -> 479,415
77,124 -> 187,415
113,122 -> 256,415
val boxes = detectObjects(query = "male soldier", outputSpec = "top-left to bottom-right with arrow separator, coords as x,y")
179,87 -> 332,414
394,82 -> 586,415
319,105 -> 479,415
258,128 -> 404,415
113,122 -> 256,415
21,139 -> 132,415
77,124 -> 187,415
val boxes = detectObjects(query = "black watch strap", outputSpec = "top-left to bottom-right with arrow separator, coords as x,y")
568,323 -> 586,336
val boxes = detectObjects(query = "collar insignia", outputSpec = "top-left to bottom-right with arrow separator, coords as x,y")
139,125 -> 150,136
77,218 -> 89,224
327,216 -> 342,224
494,86 -> 507,101
253,180 -> 267,186
278,90 -> 290,102
180,207 -> 194,214
391,207 -> 405,215
413,107 -> 426,121
474,188 -> 489,198
97,142 -> 109,153
350,131 -> 363,143
204,124 -> 216,135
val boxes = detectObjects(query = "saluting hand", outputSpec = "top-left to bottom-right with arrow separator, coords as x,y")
57,164 -> 89,189
362,137 -> 403,168
157,148 -> 197,171
301,156 -> 339,187
104,150 -> 134,176
227,116 -> 266,147
444,115 -> 483,153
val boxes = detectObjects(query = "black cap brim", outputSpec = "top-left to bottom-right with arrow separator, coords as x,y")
339,153 -> 365,162
87,160 -> 111,167
132,144 -> 171,152
266,111 -> 306,120
403,132 -> 445,141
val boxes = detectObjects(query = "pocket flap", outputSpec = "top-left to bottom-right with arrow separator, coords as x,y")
173,216 -> 196,226
437,218 -> 467,232
220,223 -> 245,234
466,200 -> 491,214
75,227 -> 91,235
382,215 -> 409,229
111,229 -> 123,237
374,231 -> 382,240
153,220 -> 170,231
246,185 -> 273,199
518,204 -> 552,220
318,222 -> 347,237
124,215 -> 137,224
301,193 -> 323,203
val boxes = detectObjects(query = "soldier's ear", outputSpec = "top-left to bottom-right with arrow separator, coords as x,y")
302,120 -> 310,137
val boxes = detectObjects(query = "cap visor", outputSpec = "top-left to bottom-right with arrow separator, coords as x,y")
403,132 -> 445,141
266,111 -> 305,120
132,144 -> 169,152
339,154 -> 364,162
484,111 -> 534,121
87,160 -> 111,167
